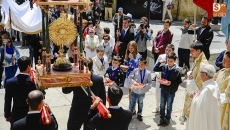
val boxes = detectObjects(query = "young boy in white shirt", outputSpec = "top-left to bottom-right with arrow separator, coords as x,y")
92,47 -> 109,77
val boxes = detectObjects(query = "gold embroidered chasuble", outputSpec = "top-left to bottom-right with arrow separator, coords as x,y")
214,68 -> 230,130
182,52 -> 209,117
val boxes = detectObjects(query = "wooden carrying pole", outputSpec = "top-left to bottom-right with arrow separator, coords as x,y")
9,8 -> 12,37
194,5 -> 197,40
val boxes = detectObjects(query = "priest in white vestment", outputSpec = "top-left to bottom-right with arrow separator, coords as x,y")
188,64 -> 221,130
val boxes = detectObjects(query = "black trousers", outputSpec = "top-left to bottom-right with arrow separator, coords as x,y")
67,105 -> 94,130
153,52 -> 159,63
139,50 -> 147,60
203,48 -> 210,60
67,119 -> 93,130
100,10 -> 105,20
178,48 -> 190,69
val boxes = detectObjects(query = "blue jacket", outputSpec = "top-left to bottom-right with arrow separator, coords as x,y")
124,53 -> 141,78
215,50 -> 226,69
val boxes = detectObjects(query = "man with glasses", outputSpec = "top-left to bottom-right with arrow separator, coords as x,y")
4,56 -> 37,129
188,64 -> 220,130
103,27 -> 115,49
98,34 -> 113,63
180,42 -> 209,129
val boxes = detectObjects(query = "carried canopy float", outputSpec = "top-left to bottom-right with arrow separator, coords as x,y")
30,0 -> 93,89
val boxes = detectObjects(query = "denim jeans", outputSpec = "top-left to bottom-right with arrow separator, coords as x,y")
129,91 -> 145,115
160,89 -> 175,120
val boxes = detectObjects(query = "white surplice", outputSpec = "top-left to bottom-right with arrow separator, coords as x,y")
92,55 -> 109,77
188,79 -> 221,130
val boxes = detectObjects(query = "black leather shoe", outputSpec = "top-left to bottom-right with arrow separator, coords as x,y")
163,119 -> 170,126
157,118 -> 164,126
137,115 -> 143,121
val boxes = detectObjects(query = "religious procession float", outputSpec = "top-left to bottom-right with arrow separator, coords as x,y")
28,0 -> 111,122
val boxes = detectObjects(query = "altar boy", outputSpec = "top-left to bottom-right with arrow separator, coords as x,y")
128,58 -> 152,121
104,56 -> 123,87
92,47 -> 109,77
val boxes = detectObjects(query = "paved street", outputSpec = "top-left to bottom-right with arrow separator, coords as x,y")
0,20 -> 226,130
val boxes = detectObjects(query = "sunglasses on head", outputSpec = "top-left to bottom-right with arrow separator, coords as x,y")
104,39 -> 109,40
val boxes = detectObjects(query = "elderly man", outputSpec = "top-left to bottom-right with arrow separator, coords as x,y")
214,50 -> 230,130
180,41 -> 209,129
188,64 -> 221,130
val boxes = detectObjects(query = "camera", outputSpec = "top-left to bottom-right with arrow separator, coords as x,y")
140,23 -> 144,29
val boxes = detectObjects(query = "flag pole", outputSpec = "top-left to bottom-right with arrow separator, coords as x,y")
194,4 -> 197,40
9,8 -> 12,37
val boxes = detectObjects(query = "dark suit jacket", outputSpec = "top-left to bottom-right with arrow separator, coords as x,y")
4,74 -> 37,123
118,28 -> 134,58
188,26 -> 213,60
153,62 -> 182,93
152,30 -> 173,55
87,107 -> 132,130
62,73 -> 106,121
104,66 -> 124,87
12,113 -> 58,130
92,6 -> 101,21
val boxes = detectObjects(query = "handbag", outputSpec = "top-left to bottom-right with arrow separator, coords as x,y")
152,31 -> 163,54
167,2 -> 174,10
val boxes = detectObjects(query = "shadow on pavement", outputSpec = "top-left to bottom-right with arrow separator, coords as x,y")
129,118 -> 151,130
153,114 -> 177,130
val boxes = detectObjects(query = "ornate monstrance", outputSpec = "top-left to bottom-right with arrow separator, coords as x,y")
34,0 -> 93,89
49,13 -> 77,47
49,13 -> 77,71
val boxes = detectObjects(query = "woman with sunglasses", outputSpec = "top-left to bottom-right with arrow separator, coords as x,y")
84,29 -> 99,58
3,38 -> 20,87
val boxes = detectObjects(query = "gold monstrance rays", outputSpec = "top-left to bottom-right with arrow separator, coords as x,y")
49,13 -> 77,47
